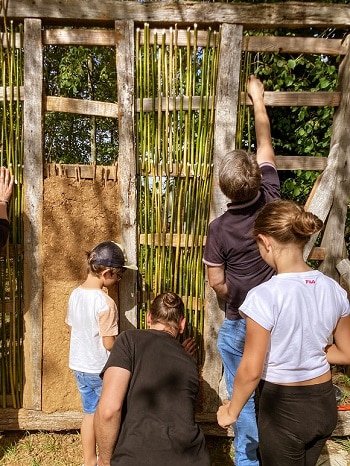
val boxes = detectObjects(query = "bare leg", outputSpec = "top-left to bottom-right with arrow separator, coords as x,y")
81,413 -> 98,466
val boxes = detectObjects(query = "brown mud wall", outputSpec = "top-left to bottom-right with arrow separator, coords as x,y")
41,166 -> 122,413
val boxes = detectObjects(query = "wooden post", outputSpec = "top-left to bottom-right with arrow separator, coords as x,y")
115,20 -> 138,330
319,36 -> 350,280
23,19 -> 43,410
201,24 -> 243,412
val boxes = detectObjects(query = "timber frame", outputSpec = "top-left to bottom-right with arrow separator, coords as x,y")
1,1 -> 350,435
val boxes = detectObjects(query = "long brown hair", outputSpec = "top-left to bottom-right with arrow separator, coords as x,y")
253,200 -> 324,247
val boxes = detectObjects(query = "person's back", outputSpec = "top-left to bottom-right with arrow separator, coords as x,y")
203,75 -> 280,466
105,329 -> 207,466
95,292 -> 210,466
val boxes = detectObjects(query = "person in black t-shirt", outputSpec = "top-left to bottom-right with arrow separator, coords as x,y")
94,292 -> 210,466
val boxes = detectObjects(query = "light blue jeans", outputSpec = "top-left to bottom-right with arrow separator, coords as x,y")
217,318 -> 260,466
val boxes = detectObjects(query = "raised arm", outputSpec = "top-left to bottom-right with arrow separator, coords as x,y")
247,75 -> 275,166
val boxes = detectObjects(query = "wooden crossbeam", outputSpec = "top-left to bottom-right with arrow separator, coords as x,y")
3,1 -> 350,29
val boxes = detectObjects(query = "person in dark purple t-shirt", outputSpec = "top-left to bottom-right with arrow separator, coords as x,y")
0,167 -> 14,248
203,75 -> 280,466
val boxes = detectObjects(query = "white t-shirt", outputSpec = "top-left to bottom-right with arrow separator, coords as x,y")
239,270 -> 350,383
66,287 -> 119,373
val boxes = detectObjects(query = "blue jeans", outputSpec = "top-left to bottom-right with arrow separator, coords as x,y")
74,370 -> 103,414
217,318 -> 259,466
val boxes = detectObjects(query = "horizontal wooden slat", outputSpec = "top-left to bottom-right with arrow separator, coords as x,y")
0,32 -> 22,48
0,408 -> 348,435
137,92 -> 340,114
43,29 -> 348,57
243,35 -> 349,56
140,234 -> 326,262
44,95 -> 118,117
5,90 -> 341,111
3,2 -> 350,29
247,91 -> 341,107
140,233 -> 205,248
0,86 -> 24,101
307,246 -> 326,261
44,163 -> 118,180
43,28 -> 115,46
275,156 -> 327,171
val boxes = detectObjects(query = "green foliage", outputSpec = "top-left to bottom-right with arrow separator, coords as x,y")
44,43 -> 118,164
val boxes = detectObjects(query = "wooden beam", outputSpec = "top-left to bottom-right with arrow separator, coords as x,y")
23,18 -> 44,411
44,95 -> 118,118
115,20 -> 138,331
2,2 -> 350,29
138,93 -> 340,113
0,408 -> 349,436
319,42 -> 350,280
246,92 -> 341,107
0,86 -> 24,101
43,28 -> 348,57
243,35 -> 349,56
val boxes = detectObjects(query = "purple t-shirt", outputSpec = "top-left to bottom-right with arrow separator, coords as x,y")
203,163 -> 280,320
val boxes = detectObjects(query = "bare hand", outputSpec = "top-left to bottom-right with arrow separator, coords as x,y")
182,337 -> 197,357
246,75 -> 264,103
0,167 -> 14,202
217,399 -> 236,429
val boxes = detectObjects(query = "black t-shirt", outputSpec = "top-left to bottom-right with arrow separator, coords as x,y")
0,218 -> 9,248
203,164 -> 280,319
101,329 -> 210,466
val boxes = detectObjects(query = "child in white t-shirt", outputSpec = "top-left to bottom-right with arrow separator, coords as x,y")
66,241 -> 137,466
217,200 -> 350,466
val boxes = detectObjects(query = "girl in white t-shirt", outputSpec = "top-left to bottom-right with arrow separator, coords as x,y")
217,200 -> 350,466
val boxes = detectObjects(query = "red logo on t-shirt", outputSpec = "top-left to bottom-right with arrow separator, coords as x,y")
305,279 -> 316,284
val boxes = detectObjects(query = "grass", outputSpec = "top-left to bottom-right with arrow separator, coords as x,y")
0,431 -> 349,465
0,431 -> 234,466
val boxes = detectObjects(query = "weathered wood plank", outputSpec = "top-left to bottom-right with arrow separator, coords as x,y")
44,163 -> 118,180
1,408 -> 349,435
23,18 -> 44,411
2,2 -> 350,29
5,90 -> 340,112
337,259 -> 350,294
45,95 -> 118,118
43,28 -> 348,56
0,86 -> 24,101
43,28 -> 116,46
247,92 -> 341,107
243,35 -> 349,56
115,20 -> 138,331
201,24 -> 243,414
138,92 -> 340,113
319,43 -> 350,280
303,143 -> 340,261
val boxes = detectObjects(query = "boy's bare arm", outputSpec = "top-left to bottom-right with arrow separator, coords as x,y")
207,265 -> 228,300
247,75 -> 275,166
102,335 -> 116,351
